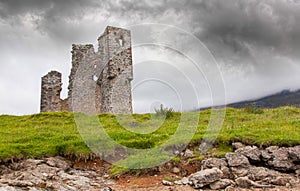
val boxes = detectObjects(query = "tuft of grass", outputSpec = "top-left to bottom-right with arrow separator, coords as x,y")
110,165 -> 130,177
163,176 -> 181,182
154,104 -> 175,119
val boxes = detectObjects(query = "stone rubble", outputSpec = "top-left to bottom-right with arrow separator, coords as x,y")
1,143 -> 299,190
0,157 -> 115,191
170,144 -> 300,190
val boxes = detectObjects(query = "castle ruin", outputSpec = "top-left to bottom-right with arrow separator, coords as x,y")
40,26 -> 133,114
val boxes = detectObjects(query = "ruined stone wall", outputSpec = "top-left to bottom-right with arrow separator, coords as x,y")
67,44 -> 95,112
40,26 -> 133,114
40,71 -> 62,112
97,26 -> 133,114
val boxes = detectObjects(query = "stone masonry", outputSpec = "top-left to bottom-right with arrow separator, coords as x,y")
40,71 -> 62,112
40,26 -> 133,114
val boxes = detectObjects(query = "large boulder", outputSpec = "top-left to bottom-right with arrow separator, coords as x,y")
201,158 -> 232,179
188,168 -> 223,188
46,157 -> 71,170
225,153 -> 250,167
209,179 -> 234,190
266,147 -> 295,171
289,146 -> 300,162
202,158 -> 227,169
248,167 -> 278,181
235,177 -> 273,188
236,146 -> 261,162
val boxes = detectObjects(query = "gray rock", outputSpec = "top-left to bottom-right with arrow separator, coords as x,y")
198,141 -> 211,154
232,142 -> 245,150
235,177 -> 273,188
101,187 -> 114,191
248,167 -> 278,181
0,186 -> 21,191
261,150 -> 272,161
230,167 -> 249,178
174,180 -> 182,185
289,145 -> 300,162
202,158 -> 228,169
6,180 -> 34,187
174,177 -> 190,185
265,146 -> 296,171
201,158 -> 232,178
236,146 -> 261,162
221,166 -> 233,179
0,157 -> 116,191
46,157 -> 70,170
181,177 -> 190,185
268,159 -> 295,172
162,180 -> 174,186
67,176 -> 90,187
46,182 -> 78,191
209,179 -> 234,190
24,159 -> 44,168
271,176 -> 292,186
225,153 -> 250,167
172,167 -> 180,174
184,149 -> 194,158
266,146 -> 279,153
188,168 -> 223,188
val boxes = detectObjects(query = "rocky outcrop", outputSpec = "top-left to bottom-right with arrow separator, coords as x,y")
171,144 -> 300,190
0,157 -> 114,191
1,144 -> 299,191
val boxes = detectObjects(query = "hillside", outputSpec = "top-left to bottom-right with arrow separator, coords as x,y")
0,108 -> 300,190
0,107 -> 299,163
228,89 -> 300,108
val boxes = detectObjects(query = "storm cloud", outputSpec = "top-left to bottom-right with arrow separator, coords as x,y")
0,0 -> 300,114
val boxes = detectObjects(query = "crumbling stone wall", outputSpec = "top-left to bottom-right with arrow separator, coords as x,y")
40,71 -> 62,112
67,44 -> 94,112
40,26 -> 133,114
97,26 -> 133,113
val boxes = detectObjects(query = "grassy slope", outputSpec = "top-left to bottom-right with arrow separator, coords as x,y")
0,107 -> 299,161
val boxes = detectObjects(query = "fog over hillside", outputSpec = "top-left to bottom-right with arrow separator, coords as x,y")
0,0 -> 300,115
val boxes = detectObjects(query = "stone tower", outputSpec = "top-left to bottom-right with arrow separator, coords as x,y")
97,26 -> 133,114
40,71 -> 62,112
40,26 -> 133,114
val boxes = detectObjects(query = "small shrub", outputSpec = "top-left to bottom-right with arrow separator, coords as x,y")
154,104 -> 174,119
244,104 -> 264,114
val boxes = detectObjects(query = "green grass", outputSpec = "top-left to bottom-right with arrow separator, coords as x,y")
0,107 -> 299,164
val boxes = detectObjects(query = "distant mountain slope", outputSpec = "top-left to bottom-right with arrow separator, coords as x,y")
227,89 -> 300,108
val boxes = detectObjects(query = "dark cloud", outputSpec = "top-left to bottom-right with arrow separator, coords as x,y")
0,0 -> 300,114
0,0 -> 106,43
187,0 -> 300,61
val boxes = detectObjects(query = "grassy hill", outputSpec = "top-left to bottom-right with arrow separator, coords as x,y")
0,107 -> 299,163
228,89 -> 300,108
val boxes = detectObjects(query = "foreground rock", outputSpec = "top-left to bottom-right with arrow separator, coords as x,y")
0,157 -> 114,191
1,144 -> 299,191
171,144 -> 300,190
188,168 -> 223,188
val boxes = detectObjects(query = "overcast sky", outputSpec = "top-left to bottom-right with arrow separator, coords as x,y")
1,0 -> 300,115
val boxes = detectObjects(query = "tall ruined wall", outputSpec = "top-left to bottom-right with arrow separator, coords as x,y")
67,44 -> 106,115
67,44 -> 95,112
40,71 -> 62,112
97,26 -> 133,114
